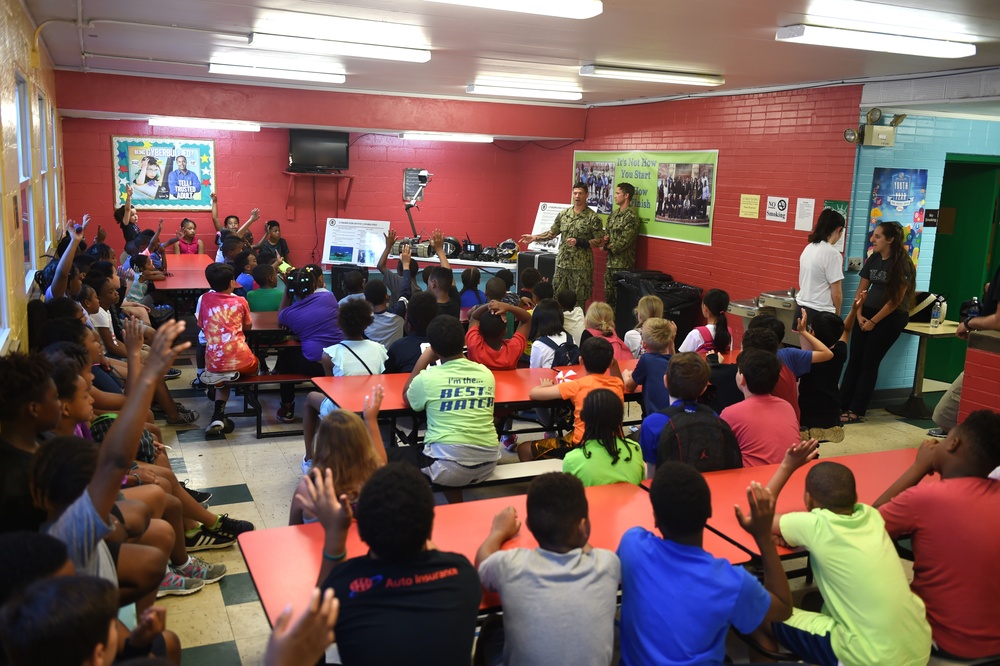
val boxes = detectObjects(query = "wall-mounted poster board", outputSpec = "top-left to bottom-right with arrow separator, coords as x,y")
321,218 -> 390,267
113,136 -> 215,210
573,150 -> 718,246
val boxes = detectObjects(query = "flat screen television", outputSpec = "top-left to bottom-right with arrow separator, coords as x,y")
288,129 -> 350,172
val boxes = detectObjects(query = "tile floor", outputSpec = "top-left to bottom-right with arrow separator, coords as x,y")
155,346 -> 942,665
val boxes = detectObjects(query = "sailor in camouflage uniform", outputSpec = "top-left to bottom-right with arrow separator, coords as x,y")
599,182 -> 641,310
520,182 -> 603,306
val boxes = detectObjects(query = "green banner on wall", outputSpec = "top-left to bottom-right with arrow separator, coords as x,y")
573,149 -> 719,246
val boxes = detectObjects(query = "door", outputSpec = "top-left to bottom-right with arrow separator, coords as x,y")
925,160 -> 1000,382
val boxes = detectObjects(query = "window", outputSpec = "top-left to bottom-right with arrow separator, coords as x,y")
49,102 -> 60,243
14,76 -> 34,276
39,96 -> 51,247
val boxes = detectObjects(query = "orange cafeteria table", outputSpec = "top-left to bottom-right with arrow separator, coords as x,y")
239,482 -> 752,626
157,254 -> 213,291
697,447 -> 919,557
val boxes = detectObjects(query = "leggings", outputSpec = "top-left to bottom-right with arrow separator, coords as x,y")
275,348 -> 324,403
839,306 -> 908,416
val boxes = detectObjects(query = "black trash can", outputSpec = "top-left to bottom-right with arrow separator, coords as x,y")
517,251 -> 557,293
328,265 -> 369,300
614,270 -> 673,336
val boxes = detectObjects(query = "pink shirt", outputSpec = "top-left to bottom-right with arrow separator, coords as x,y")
720,394 -> 799,467
177,237 -> 199,254
879,477 -> 1000,658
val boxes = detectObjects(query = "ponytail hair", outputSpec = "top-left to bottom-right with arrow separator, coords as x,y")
585,302 -> 616,335
808,209 -> 846,244
703,288 -> 732,353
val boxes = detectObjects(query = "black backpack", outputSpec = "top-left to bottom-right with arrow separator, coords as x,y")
656,402 -> 743,472
536,335 -> 581,368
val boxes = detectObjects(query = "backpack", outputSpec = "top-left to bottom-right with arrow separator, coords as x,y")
655,402 -> 743,472
693,325 -> 716,353
537,335 -> 581,368
585,328 -> 633,362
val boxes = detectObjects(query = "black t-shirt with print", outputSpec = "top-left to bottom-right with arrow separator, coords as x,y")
0,438 -> 47,534
323,550 -> 481,666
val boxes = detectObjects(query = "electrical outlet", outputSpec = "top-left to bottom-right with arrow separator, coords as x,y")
847,257 -> 863,271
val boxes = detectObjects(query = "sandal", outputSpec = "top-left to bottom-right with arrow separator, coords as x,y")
840,411 -> 863,424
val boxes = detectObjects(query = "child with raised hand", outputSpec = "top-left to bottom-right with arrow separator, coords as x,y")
580,301 -> 632,361
44,214 -> 92,300
624,294 -> 663,358
678,288 -> 732,353
563,389 -> 644,486
762,440 -> 932,666
622,316 -> 676,414
475,473 -> 621,665
617,462 -> 792,665
874,411 -> 1000,660
290,386 -> 386,524
210,192 -> 260,261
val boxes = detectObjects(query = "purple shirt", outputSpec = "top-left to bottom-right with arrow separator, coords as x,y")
278,290 -> 343,361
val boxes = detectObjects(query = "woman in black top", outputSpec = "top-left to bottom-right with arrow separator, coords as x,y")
839,221 -> 915,421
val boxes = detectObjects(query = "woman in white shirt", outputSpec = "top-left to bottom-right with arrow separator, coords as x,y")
797,209 -> 846,323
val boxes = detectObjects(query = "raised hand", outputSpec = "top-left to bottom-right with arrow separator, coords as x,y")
362,385 -> 384,422
249,208 -> 261,223
734,481 -> 776,541
210,192 -> 218,202
400,241 -> 412,264
125,183 -> 134,199
385,228 -> 397,247
781,438 -> 820,471
796,307 -> 808,332
431,229 -> 444,251
265,588 -> 339,666
122,316 -> 146,359
296,468 -> 352,534
96,224 -> 107,243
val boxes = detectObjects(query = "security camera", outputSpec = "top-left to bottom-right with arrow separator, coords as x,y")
418,169 -> 432,184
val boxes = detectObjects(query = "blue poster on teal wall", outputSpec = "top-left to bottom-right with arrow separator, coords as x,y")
867,167 -> 927,266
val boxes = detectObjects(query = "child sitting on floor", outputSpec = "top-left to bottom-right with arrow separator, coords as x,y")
475,472 -> 620,664
763,451 -> 932,666
622,317 -> 676,414
524,337 -> 624,461
290,386 -> 385,524
562,389 -> 644,486
624,294 -> 664,358
721,348 -> 801,467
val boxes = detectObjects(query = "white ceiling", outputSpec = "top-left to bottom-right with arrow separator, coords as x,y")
25,0 -> 1000,113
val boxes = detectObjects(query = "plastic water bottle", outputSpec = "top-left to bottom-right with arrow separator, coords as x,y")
968,297 -> 981,319
930,299 -> 942,328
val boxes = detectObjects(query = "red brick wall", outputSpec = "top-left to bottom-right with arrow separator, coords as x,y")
959,346 -> 1000,421
58,73 -> 862,300
516,87 -> 862,301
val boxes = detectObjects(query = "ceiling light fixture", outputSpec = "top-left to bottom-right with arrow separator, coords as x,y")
249,33 -> 431,63
775,24 -> 975,59
209,63 -> 345,84
580,65 -> 724,86
423,0 -> 601,20
399,132 -> 494,143
466,84 -> 582,101
149,117 -> 261,132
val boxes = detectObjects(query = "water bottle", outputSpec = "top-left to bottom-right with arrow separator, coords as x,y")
968,297 -> 981,319
930,299 -> 942,328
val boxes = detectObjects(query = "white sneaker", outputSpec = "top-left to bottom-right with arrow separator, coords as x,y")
301,457 -> 313,475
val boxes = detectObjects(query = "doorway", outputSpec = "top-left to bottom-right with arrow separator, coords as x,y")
925,157 -> 1000,382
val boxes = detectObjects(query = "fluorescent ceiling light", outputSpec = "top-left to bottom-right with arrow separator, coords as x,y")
580,65 -> 724,86
209,63 -> 345,84
466,84 -> 582,101
149,117 -> 261,132
423,0 -> 601,19
400,132 -> 494,143
775,24 -> 975,59
250,33 -> 430,63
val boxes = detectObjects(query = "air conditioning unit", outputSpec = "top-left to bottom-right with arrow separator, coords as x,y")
861,124 -> 896,147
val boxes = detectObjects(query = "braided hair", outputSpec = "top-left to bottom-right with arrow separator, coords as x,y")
285,266 -> 319,302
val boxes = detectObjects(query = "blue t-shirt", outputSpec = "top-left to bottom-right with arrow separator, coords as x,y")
235,272 -> 256,292
777,347 -> 812,378
631,352 -> 672,414
618,528 -> 771,666
460,289 -> 487,308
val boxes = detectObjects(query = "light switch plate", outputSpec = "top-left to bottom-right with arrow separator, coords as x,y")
847,257 -> 863,271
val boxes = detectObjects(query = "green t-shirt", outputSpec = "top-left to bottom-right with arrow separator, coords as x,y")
562,438 -> 644,487
406,358 -> 498,449
779,504 -> 931,666
246,287 -> 283,312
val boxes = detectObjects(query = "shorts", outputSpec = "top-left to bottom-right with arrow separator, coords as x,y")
772,611 -> 838,666
387,446 -> 499,487
319,397 -> 336,418
524,433 -> 576,460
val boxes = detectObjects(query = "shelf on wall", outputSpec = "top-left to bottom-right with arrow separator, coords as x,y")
283,171 -> 355,220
